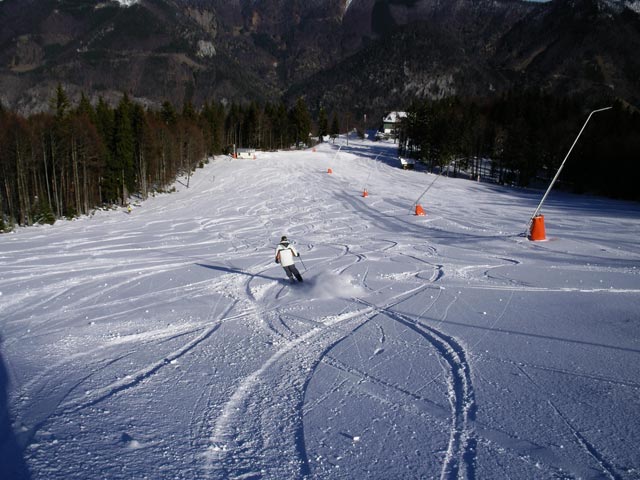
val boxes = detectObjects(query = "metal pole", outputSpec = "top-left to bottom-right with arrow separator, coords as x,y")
331,144 -> 343,163
363,153 -> 381,191
524,106 -> 612,234
410,171 -> 444,213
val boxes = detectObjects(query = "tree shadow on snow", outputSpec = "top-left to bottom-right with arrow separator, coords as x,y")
0,337 -> 31,479
329,141 -> 403,169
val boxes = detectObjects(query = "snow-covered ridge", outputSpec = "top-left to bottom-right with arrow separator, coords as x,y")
623,0 -> 640,13
601,0 -> 640,13
113,0 -> 139,6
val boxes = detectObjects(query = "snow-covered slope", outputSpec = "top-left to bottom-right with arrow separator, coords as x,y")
1,139 -> 639,479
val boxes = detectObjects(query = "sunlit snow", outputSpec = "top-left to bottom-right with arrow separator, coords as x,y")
1,138 -> 639,479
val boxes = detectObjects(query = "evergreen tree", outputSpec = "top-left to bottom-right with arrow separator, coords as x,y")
94,97 -> 114,202
262,102 -> 282,150
105,94 -> 136,203
243,102 -> 260,148
76,93 -> 96,123
272,103 -> 289,149
131,103 -> 150,198
49,84 -> 72,217
290,97 -> 311,148
161,101 -> 177,127
202,101 -> 225,155
51,83 -> 71,121
182,100 -> 196,121
95,97 -> 114,143
318,107 -> 328,142
330,112 -> 340,142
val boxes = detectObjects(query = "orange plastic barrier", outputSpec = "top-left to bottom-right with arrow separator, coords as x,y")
362,189 -> 368,197
415,204 -> 426,216
529,215 -> 546,241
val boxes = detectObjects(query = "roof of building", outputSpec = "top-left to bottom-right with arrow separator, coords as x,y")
383,111 -> 407,123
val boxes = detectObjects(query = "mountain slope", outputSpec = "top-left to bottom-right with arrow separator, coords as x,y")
0,0 -> 280,111
492,0 -> 640,106
288,0 -> 640,116
0,0 -> 638,114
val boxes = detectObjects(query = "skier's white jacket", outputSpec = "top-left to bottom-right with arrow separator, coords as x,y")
275,241 -> 298,267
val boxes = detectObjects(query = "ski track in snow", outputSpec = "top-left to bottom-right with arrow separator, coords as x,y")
515,366 -> 621,480
205,266 -> 426,478
59,310 -> 227,414
356,297 -> 477,480
206,306 -> 377,478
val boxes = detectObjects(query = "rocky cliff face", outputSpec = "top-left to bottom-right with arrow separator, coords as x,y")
0,0 -> 638,115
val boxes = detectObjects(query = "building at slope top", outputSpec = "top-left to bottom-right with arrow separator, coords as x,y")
382,112 -> 407,139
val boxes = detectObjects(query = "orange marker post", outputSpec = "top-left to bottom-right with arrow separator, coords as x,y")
528,215 -> 546,241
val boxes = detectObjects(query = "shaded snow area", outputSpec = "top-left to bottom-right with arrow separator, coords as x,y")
1,139 -> 639,479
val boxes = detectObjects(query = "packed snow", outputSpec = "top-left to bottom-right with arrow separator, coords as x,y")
1,138 -> 639,479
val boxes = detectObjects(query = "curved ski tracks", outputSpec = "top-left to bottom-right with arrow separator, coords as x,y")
205,307 -> 377,479
357,299 -> 477,480
206,283 -> 476,480
410,317 -> 476,480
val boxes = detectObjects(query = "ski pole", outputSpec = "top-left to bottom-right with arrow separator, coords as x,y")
298,255 -> 307,271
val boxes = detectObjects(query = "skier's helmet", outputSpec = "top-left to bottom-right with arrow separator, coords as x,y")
281,235 -> 288,242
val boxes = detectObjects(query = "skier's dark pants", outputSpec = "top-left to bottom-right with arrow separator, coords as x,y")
283,264 -> 303,282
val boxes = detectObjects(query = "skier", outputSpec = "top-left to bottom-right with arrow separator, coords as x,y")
275,236 -> 303,283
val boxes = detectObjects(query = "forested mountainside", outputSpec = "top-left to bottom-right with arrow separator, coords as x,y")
0,0 -> 639,117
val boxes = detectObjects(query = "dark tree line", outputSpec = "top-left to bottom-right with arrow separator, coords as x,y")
400,91 -> 640,200
4,85 -> 636,231
0,87 -> 322,230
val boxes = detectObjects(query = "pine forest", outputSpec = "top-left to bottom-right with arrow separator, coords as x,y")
1,87 -> 639,232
